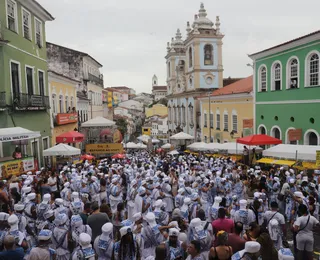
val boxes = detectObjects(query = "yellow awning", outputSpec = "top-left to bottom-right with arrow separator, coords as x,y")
257,158 -> 296,166
273,160 -> 296,166
302,162 -> 318,169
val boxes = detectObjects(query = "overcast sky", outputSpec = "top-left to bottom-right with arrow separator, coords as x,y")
38,0 -> 319,94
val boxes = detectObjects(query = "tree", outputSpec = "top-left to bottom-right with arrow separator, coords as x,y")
115,118 -> 128,137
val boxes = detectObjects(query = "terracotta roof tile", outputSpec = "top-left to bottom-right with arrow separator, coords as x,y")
212,75 -> 253,96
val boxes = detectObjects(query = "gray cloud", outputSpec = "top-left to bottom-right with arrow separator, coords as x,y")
38,0 -> 320,93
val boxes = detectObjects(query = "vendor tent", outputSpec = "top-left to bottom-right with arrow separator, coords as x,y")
187,142 -> 209,151
263,144 -> 320,161
152,138 -> 160,144
205,143 -> 223,151
56,131 -> 84,143
137,135 -> 151,142
43,143 -> 81,157
136,143 -> 147,149
237,134 -> 282,145
219,142 -> 262,155
0,127 -> 40,142
170,132 -> 194,140
81,116 -> 116,127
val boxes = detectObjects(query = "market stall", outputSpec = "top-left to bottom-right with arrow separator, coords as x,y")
56,131 -> 84,143
43,143 -> 81,157
218,142 -> 263,155
236,134 -> 282,146
170,132 -> 194,151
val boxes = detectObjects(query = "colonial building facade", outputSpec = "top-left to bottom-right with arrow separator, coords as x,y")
166,3 -> 224,139
250,30 -> 320,145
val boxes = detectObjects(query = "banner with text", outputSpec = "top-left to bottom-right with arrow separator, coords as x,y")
85,143 -> 123,155
0,157 -> 35,178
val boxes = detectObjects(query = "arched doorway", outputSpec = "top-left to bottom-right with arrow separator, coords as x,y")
258,125 -> 267,135
309,132 -> 318,146
271,126 -> 281,140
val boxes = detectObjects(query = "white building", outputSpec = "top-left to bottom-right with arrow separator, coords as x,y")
152,75 -> 167,101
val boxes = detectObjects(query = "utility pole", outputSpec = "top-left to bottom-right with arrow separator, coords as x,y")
208,92 -> 211,143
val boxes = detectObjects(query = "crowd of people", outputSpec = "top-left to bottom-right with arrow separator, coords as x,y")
0,151 -> 319,260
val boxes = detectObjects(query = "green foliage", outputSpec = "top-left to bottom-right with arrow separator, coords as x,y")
115,118 -> 128,137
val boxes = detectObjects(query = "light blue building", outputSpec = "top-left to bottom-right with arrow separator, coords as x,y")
166,3 -> 224,140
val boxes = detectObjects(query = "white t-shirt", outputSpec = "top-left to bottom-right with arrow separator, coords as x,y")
294,214 -> 319,236
263,211 -> 285,225
48,177 -> 57,192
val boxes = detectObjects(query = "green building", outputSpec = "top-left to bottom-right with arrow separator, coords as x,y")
0,0 -> 54,166
250,30 -> 320,146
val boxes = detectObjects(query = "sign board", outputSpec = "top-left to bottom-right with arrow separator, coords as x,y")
288,129 -> 302,142
243,119 -> 253,129
85,143 -> 123,154
0,157 -> 35,178
316,151 -> 320,167
56,113 -> 78,125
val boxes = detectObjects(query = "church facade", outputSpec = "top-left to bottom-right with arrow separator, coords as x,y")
166,3 -> 224,140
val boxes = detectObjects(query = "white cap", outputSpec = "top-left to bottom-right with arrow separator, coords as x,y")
245,241 -> 261,253
154,199 -> 163,208
14,203 -> 25,211
294,191 -> 304,198
0,213 -> 9,221
22,186 -> 31,194
239,199 -> 248,206
133,212 -> 142,221
79,233 -> 92,248
27,193 -> 36,200
42,193 -> 51,203
183,198 -> 191,205
168,228 -> 179,237
119,226 -> 131,238
102,223 -> 113,234
38,229 -> 52,241
55,198 -> 64,205
8,214 -> 19,225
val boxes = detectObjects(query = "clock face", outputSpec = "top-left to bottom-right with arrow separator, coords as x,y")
206,76 -> 213,85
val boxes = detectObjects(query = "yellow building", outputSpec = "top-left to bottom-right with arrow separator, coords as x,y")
145,104 -> 168,118
49,72 -> 79,146
142,124 -> 152,136
199,76 -> 253,143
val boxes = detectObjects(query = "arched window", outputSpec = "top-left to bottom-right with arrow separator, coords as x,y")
168,62 -> 171,77
304,130 -> 319,146
258,125 -> 267,135
306,53 -> 319,86
259,66 -> 267,92
210,113 -> 214,128
271,126 -> 281,140
204,44 -> 213,65
59,95 -> 63,113
182,105 -> 186,125
232,110 -> 238,132
272,62 -> 281,91
189,47 -> 193,68
52,94 -> 56,113
287,58 -> 299,89
188,103 -> 194,126
223,110 -> 228,131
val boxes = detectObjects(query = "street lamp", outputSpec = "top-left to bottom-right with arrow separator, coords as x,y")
208,92 -> 211,143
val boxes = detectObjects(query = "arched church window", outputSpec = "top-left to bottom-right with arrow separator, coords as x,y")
204,44 -> 213,65
189,47 -> 193,68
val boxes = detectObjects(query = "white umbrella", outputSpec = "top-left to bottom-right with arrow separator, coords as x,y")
170,132 -> 194,140
161,143 -> 172,149
81,116 -> 116,127
136,143 -> 147,149
125,142 -> 139,149
205,143 -> 223,151
187,142 -> 207,151
43,143 -> 81,157
168,150 -> 179,155
137,135 -> 151,142
152,138 -> 160,144
218,142 -> 262,155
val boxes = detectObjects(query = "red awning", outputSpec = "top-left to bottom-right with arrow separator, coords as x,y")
56,131 -> 84,143
236,134 -> 282,145
112,153 -> 125,159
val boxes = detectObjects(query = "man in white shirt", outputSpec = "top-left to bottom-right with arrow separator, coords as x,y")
48,173 -> 57,193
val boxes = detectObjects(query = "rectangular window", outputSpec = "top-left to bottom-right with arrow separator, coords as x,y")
35,18 -> 42,47
7,0 -> 17,32
38,71 -> 45,96
232,115 -> 238,132
224,114 -> 228,131
210,113 -> 214,128
11,62 -> 20,95
204,113 -> 207,127
216,114 -> 220,129
22,9 -> 31,39
26,67 -> 34,95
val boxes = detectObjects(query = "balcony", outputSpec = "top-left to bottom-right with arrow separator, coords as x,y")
13,93 -> 50,111
55,113 -> 78,125
88,73 -> 103,87
0,92 -> 6,109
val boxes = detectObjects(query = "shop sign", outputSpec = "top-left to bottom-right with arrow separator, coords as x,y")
85,143 -> 123,154
288,129 -> 302,141
0,157 -> 35,178
243,119 -> 253,129
56,113 -> 78,125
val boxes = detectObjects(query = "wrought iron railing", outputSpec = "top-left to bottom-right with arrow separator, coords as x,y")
88,73 -> 103,86
13,93 -> 50,110
0,92 -> 6,108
